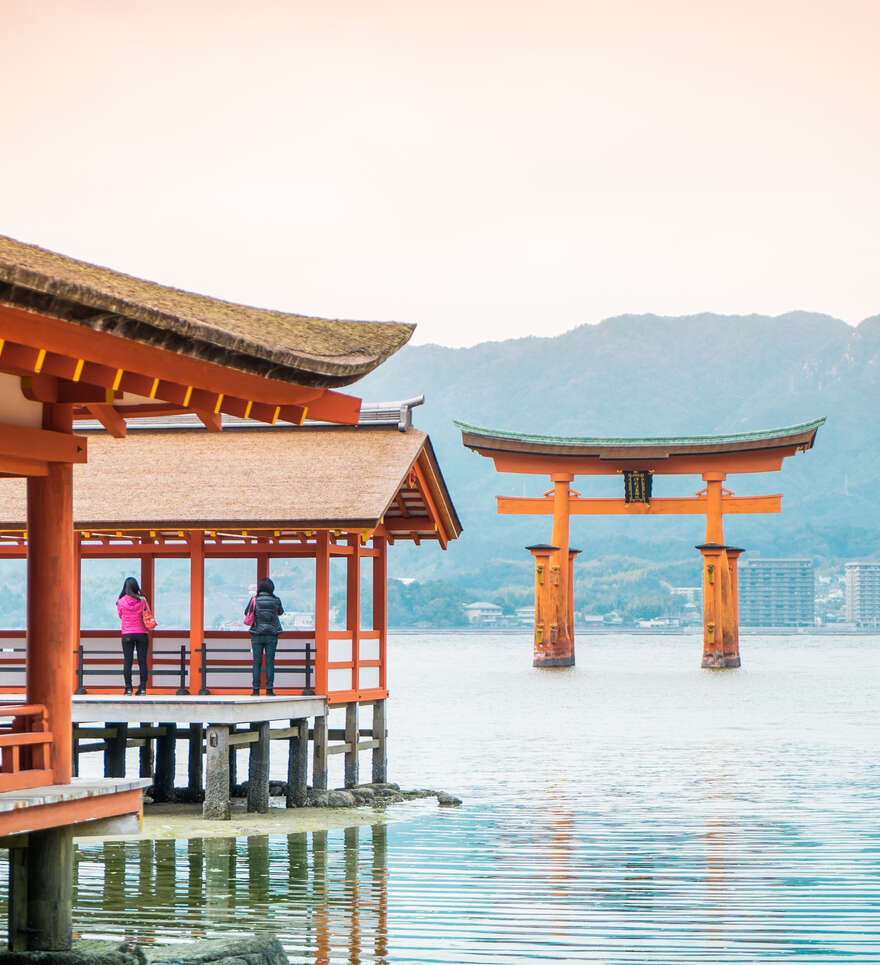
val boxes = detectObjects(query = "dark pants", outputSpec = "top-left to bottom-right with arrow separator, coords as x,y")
251,633 -> 278,689
122,633 -> 149,690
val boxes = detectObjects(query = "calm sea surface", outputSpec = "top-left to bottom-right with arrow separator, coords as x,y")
4,632 -> 880,963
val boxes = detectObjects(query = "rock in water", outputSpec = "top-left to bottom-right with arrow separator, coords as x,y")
436,791 -> 462,807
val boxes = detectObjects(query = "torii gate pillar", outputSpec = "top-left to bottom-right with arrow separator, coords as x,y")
527,535 -> 579,668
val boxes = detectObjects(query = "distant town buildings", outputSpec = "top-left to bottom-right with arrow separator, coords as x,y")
739,559 -> 815,627
844,563 -> 880,628
463,601 -> 503,626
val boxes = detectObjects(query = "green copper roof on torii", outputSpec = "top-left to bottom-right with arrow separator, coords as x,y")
455,418 -> 825,452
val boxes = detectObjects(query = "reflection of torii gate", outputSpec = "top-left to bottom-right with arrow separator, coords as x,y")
458,419 -> 824,670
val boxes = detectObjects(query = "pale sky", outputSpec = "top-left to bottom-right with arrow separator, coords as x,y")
1,0 -> 877,346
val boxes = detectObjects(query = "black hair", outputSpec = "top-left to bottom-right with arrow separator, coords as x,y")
257,578 -> 275,595
118,576 -> 141,600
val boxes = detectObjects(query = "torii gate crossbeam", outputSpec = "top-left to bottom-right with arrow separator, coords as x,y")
457,419 -> 824,670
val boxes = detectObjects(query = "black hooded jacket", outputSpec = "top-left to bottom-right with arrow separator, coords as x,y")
247,592 -> 284,636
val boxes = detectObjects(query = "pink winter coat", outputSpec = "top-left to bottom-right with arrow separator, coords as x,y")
117,594 -> 147,635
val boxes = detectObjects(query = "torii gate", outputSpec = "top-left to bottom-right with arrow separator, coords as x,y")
457,419 -> 824,669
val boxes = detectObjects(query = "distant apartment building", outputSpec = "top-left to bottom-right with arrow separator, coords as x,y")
738,559 -> 815,627
463,601 -> 503,626
845,563 -> 880,628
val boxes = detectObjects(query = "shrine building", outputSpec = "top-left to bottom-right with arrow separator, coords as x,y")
0,235 -> 458,952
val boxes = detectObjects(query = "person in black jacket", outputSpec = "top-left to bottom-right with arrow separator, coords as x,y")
246,577 -> 284,695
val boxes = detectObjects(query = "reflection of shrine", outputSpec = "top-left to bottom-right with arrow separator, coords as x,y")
66,825 -> 388,961
458,420 -> 824,669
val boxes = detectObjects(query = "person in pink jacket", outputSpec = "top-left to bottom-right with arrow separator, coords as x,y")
116,577 -> 149,695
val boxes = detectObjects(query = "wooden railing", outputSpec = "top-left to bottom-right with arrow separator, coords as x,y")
0,704 -> 54,792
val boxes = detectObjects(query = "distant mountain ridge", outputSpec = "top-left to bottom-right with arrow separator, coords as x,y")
355,312 -> 880,583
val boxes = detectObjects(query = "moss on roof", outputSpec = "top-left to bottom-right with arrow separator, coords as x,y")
0,236 -> 414,388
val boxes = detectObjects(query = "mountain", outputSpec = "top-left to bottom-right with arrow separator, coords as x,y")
355,311 -> 880,591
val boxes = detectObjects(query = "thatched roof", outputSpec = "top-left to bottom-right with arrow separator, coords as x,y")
0,425 -> 460,538
0,236 -> 414,388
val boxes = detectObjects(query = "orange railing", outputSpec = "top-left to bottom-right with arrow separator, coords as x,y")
0,704 -> 54,792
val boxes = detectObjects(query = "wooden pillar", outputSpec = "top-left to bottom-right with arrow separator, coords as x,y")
286,718 -> 308,808
154,722 -> 177,802
189,530 -> 205,695
344,701 -> 359,788
371,699 -> 387,784
247,721 -> 270,813
725,547 -> 745,667
372,536 -> 388,693
228,742 -> 237,793
139,720 -> 154,779
188,723 -> 203,798
698,543 -> 733,668
347,535 -> 361,694
567,548 -> 581,644
140,553 -> 155,690
527,544 -> 558,667
312,714 -> 328,790
104,721 -> 128,778
203,724 -> 230,820
315,531 -> 330,696
546,472 -> 574,667
72,533 -> 82,695
703,473 -> 725,545
257,552 -> 270,587
27,403 -> 75,784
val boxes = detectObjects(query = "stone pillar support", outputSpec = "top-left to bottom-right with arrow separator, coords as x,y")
371,699 -> 387,784
203,724 -> 231,820
344,702 -> 359,788
247,721 -> 270,813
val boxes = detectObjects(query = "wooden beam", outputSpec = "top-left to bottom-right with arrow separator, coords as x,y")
84,404 -> 127,438
0,421 -> 86,464
0,304 -> 327,407
496,494 -> 782,515
194,410 -> 222,432
0,454 -> 49,477
490,449 -> 795,477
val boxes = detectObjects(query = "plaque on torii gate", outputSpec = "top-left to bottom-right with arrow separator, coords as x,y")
457,419 -> 824,669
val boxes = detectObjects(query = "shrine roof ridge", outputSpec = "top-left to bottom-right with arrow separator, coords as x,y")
0,235 -> 414,388
455,418 -> 825,451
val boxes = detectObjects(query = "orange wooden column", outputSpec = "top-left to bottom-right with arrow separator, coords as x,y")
189,530 -> 206,694
140,552 -> 155,690
546,472 -> 575,667
527,544 -> 558,667
724,547 -> 745,667
697,542 -> 726,668
347,534 -> 362,694
26,403 -> 75,783
567,548 -> 581,644
72,534 -> 82,695
314,531 -> 330,696
372,535 -> 388,693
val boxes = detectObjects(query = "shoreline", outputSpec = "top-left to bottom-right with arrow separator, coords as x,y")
79,799 -> 390,843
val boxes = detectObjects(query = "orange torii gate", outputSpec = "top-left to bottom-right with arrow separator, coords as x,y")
458,419 -> 824,669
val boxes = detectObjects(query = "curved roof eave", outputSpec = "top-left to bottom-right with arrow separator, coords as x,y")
0,236 -> 415,389
455,418 -> 826,456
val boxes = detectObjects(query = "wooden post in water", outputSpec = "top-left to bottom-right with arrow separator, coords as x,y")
247,721 -> 270,813
188,723 -> 203,799
104,722 -> 127,778
25,827 -> 73,951
154,722 -> 177,802
139,720 -> 154,779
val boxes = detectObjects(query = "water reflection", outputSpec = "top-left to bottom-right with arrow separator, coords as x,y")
68,825 -> 389,963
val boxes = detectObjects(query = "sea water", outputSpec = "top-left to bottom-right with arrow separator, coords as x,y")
3,632 -> 880,963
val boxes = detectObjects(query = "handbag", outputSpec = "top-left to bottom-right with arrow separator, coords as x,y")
142,598 -> 158,631
243,595 -> 256,627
